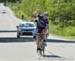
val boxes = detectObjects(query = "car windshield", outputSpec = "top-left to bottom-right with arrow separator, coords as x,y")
20,23 -> 34,27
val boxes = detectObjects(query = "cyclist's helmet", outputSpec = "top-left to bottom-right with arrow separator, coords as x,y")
43,12 -> 48,16
39,15 -> 44,20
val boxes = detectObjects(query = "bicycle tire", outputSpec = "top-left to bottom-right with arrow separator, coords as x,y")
42,47 -> 45,57
39,41 -> 45,57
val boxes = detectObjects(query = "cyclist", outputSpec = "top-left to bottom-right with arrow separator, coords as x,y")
31,9 -> 41,39
36,13 -> 49,52
31,10 -> 49,52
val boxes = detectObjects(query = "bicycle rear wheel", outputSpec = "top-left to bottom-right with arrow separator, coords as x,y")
38,47 -> 45,57
42,47 -> 45,57
39,41 -> 45,57
37,49 -> 42,56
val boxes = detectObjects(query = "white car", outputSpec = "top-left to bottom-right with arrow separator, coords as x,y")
16,22 -> 36,38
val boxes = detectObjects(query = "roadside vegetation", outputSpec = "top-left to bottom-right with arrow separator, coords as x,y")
0,0 -> 75,39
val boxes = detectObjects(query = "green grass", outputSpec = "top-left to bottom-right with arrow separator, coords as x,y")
49,22 -> 75,39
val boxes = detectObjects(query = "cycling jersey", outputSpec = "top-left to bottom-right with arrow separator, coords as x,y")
37,15 -> 48,29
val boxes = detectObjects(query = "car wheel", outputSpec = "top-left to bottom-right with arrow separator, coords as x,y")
17,34 -> 20,38
33,36 -> 36,40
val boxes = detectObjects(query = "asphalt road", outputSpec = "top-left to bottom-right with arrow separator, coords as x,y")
0,3 -> 75,61
0,3 -> 21,31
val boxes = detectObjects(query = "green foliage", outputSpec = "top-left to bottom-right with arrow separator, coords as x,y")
0,0 -> 5,2
6,0 -> 75,21
6,0 -> 75,37
50,22 -> 75,36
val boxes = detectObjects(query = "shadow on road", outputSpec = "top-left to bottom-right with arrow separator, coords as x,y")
0,30 -> 17,32
44,50 -> 62,58
0,37 -> 75,43
47,39 -> 75,43
42,54 -> 65,60
44,54 -> 61,58
43,50 -> 65,60
0,37 -> 34,42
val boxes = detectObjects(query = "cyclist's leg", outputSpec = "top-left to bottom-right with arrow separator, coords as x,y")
36,29 -> 42,51
43,28 -> 48,39
36,29 -> 43,50
36,34 -> 41,48
45,29 -> 48,39
42,28 -> 48,46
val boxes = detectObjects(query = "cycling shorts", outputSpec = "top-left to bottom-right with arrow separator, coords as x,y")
37,28 -> 44,33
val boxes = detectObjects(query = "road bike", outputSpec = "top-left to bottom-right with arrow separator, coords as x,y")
36,33 -> 46,57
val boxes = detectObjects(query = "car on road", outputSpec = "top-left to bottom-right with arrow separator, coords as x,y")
2,10 -> 6,13
16,22 -> 36,38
